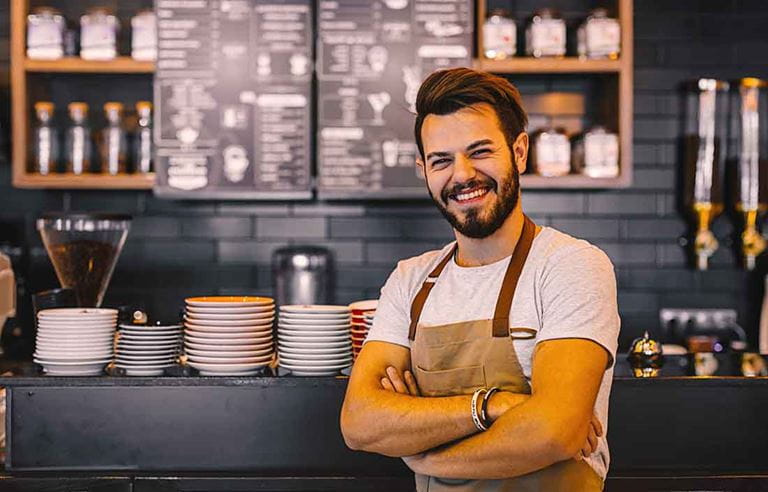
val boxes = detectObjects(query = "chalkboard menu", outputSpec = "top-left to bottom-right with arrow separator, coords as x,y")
317,0 -> 473,199
154,0 -> 313,199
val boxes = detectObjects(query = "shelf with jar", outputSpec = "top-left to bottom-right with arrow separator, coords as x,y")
11,0 -> 156,189
477,0 -> 633,189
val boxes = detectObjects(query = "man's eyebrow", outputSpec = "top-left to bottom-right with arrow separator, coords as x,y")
465,139 -> 494,152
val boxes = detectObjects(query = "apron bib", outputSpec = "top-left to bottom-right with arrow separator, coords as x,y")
408,216 -> 603,492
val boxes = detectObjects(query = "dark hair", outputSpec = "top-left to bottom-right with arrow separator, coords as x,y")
414,68 -> 528,160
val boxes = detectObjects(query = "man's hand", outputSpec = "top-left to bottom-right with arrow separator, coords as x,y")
380,366 -> 603,460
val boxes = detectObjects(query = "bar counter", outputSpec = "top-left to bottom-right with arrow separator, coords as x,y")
0,354 -> 765,491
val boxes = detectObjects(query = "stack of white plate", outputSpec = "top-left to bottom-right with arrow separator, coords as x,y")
278,305 -> 353,376
184,296 -> 275,376
115,323 -> 183,376
33,308 -> 117,376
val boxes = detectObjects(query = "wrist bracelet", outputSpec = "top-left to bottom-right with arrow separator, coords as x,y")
481,387 -> 500,428
471,388 -> 488,432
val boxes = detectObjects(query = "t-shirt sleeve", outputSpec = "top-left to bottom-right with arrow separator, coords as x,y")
364,263 -> 412,349
537,245 -> 620,369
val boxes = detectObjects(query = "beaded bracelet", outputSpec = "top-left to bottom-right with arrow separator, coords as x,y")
471,387 -> 489,432
481,386 -> 500,428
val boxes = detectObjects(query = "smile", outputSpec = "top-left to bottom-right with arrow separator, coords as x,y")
450,186 -> 491,204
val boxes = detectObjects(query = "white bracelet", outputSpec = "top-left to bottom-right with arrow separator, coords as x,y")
471,388 -> 488,432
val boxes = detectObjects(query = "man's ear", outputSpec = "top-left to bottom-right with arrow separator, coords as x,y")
513,132 -> 529,174
416,157 -> 425,180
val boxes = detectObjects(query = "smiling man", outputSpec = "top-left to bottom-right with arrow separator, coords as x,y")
340,68 -> 620,491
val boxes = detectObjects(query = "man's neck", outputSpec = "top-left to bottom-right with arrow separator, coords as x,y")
453,206 -> 526,267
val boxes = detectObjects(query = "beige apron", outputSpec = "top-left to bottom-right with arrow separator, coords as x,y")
408,215 -> 603,492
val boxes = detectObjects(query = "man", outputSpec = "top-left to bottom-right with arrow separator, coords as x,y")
340,67 -> 620,491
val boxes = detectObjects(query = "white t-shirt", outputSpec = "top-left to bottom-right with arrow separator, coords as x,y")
365,226 -> 620,480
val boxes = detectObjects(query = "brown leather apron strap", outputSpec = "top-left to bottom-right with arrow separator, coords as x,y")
491,215 -> 536,337
408,244 -> 457,341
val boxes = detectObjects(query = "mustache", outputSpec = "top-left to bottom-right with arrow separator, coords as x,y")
441,178 -> 497,203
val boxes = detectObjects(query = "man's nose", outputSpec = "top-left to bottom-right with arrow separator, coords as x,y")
452,153 -> 477,183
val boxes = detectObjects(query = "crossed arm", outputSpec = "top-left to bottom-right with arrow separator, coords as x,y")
340,338 -> 608,479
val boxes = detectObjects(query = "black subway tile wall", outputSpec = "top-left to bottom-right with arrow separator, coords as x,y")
1,1 -> 768,352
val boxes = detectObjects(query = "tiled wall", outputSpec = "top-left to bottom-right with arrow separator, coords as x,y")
2,0 -> 768,353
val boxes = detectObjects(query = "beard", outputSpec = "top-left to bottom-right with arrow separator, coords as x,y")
428,161 -> 520,239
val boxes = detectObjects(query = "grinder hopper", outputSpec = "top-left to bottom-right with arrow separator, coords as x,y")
37,213 -> 131,307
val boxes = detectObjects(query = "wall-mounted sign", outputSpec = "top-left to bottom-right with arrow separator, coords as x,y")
154,0 -> 313,199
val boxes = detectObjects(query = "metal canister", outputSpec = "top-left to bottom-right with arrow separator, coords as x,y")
272,246 -> 335,306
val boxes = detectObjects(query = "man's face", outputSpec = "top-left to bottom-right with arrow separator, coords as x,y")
419,103 -> 527,239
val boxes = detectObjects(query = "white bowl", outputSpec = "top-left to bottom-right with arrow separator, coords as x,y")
183,316 -> 275,327
277,339 -> 351,349
184,322 -> 273,333
185,333 -> 273,344
187,361 -> 269,375
185,296 -> 274,307
38,308 -> 118,318
187,353 -> 273,364
185,305 -> 275,315
279,305 -> 350,315
185,311 -> 275,321
277,328 -> 350,337
185,347 -> 273,358
185,340 -> 272,351
279,312 -> 351,321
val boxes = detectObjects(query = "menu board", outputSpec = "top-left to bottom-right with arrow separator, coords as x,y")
317,0 -> 473,199
154,0 -> 313,199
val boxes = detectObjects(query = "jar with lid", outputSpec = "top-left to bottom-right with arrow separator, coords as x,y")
525,9 -> 566,58
99,102 -> 128,175
131,10 -> 157,61
483,9 -> 516,60
80,7 -> 118,61
572,126 -> 619,178
577,8 -> 621,59
530,127 -> 571,177
26,7 -> 65,60
31,102 -> 58,175
133,101 -> 153,174
64,102 -> 92,175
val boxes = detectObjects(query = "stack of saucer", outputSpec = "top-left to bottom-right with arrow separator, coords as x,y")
183,296 -> 275,376
349,299 -> 377,359
277,305 -> 353,376
114,323 -> 183,376
33,308 -> 117,376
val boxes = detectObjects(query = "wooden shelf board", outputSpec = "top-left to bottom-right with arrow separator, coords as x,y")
473,58 -> 622,74
13,173 -> 155,190
521,174 -> 630,189
24,57 -> 155,74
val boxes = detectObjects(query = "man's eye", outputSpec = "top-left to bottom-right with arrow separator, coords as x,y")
471,149 -> 491,157
431,159 -> 449,167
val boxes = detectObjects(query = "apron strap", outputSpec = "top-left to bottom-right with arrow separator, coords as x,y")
491,215 -> 536,337
408,244 -> 457,341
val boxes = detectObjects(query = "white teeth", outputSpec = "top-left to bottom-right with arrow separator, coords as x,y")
455,189 -> 488,202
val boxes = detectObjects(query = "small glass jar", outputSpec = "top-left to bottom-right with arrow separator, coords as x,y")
99,102 -> 128,175
65,102 -> 92,175
31,102 -> 58,175
525,9 -> 566,58
134,101 -> 153,174
531,128 -> 570,177
483,9 -> 516,60
131,10 -> 157,61
577,8 -> 621,59
572,126 -> 619,178
80,7 -> 118,61
26,7 -> 65,60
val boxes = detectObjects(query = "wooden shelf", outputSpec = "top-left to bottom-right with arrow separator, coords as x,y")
13,173 -> 155,190
24,57 -> 155,74
521,173 -> 631,189
473,57 -> 622,74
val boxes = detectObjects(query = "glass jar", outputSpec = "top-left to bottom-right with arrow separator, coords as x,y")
131,10 -> 157,61
525,9 -> 566,58
80,7 -> 118,61
483,9 -> 516,60
31,102 -> 58,175
577,8 -> 621,59
64,102 -> 92,175
99,102 -> 128,175
134,101 -> 153,174
572,126 -> 619,178
531,128 -> 570,177
26,7 -> 65,60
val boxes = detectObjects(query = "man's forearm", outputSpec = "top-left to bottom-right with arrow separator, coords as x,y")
406,397 -> 576,479
342,388 -> 479,457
